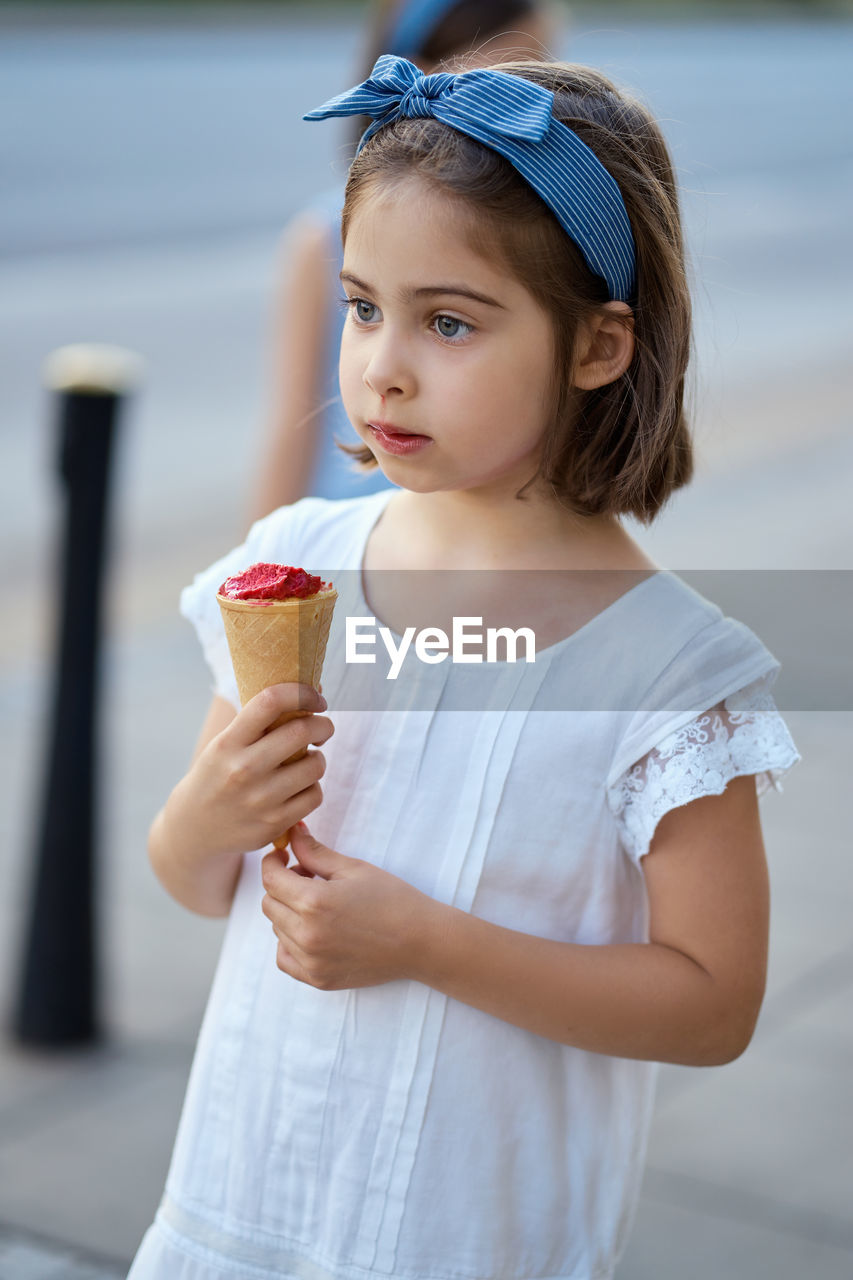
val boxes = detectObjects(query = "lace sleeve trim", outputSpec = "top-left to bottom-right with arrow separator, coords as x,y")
607,675 -> 800,863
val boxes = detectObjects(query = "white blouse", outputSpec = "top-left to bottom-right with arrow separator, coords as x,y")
129,491 -> 799,1280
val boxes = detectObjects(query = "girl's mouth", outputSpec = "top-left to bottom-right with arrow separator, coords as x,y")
368,421 -> 433,457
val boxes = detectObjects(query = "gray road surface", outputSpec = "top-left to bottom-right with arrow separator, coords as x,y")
0,7 -> 851,1278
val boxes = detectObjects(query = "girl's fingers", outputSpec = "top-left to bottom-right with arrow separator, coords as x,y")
259,748 -> 326,808
266,778 -> 325,844
256,713 -> 335,770
261,862 -> 318,972
261,885 -> 303,935
261,850 -> 312,907
274,939 -> 312,984
230,684 -> 326,746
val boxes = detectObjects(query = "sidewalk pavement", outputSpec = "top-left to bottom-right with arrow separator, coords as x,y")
0,1225 -> 124,1280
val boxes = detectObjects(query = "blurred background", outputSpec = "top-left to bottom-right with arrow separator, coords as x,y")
0,2 -> 851,1277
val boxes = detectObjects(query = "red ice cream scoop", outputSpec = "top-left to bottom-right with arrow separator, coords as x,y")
219,562 -> 328,602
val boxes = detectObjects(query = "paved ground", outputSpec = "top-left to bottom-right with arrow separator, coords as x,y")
0,1225 -> 125,1280
0,6 -> 851,1278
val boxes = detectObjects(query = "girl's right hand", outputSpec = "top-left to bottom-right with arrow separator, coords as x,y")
166,684 -> 334,866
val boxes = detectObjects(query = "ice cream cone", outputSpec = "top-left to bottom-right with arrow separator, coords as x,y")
217,585 -> 337,851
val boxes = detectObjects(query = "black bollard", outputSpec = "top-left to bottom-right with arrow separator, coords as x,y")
13,344 -> 142,1048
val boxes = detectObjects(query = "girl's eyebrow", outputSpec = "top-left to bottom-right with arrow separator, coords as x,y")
340,271 -> 505,309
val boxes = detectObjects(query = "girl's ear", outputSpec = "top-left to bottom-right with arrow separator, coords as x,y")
572,302 -> 635,390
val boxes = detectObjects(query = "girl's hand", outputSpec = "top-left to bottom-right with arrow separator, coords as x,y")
261,824 -> 436,990
166,684 -> 334,865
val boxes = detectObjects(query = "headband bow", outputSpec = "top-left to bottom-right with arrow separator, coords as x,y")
304,55 -> 636,302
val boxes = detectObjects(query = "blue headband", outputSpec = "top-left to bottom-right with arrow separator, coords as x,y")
386,0 -> 461,56
304,55 -> 636,302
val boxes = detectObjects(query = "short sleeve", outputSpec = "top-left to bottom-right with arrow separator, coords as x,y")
607,674 -> 800,863
180,554 -> 240,707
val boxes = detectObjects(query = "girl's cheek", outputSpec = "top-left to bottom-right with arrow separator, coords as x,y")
338,336 -> 358,382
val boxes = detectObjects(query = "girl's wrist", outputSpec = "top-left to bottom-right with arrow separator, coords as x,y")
162,776 -> 240,867
158,783 -> 210,870
404,894 -> 460,989
150,790 -> 243,916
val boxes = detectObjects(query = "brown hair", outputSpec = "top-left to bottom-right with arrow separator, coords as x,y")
341,61 -> 693,524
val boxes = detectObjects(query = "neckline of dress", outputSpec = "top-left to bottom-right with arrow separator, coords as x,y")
351,488 -> 666,665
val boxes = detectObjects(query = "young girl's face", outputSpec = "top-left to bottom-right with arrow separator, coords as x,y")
339,177 -> 556,500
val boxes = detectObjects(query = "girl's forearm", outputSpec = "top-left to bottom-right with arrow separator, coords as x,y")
148,798 -> 242,919
410,901 -> 752,1067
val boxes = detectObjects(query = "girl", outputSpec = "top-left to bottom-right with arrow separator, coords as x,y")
250,0 -> 555,517
129,55 -> 799,1280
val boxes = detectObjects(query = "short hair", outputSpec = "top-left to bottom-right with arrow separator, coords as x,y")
340,61 -> 693,524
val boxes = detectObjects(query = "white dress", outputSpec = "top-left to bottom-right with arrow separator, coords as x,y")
128,491 -> 799,1280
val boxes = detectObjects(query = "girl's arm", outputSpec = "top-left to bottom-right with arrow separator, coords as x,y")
150,684 -> 333,918
249,215 -> 334,521
414,775 -> 769,1065
262,775 -> 769,1066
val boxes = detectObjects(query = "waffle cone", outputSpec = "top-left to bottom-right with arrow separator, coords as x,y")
217,586 -> 337,852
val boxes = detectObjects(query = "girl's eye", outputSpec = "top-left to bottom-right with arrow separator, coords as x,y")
433,315 -> 472,341
351,298 -> 379,324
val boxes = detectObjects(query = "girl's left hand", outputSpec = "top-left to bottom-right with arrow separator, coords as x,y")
260,824 -> 436,990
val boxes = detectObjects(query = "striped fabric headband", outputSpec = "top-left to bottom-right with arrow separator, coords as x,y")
304,55 -> 637,302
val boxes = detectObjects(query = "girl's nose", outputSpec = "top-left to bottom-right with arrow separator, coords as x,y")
363,334 -> 414,399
